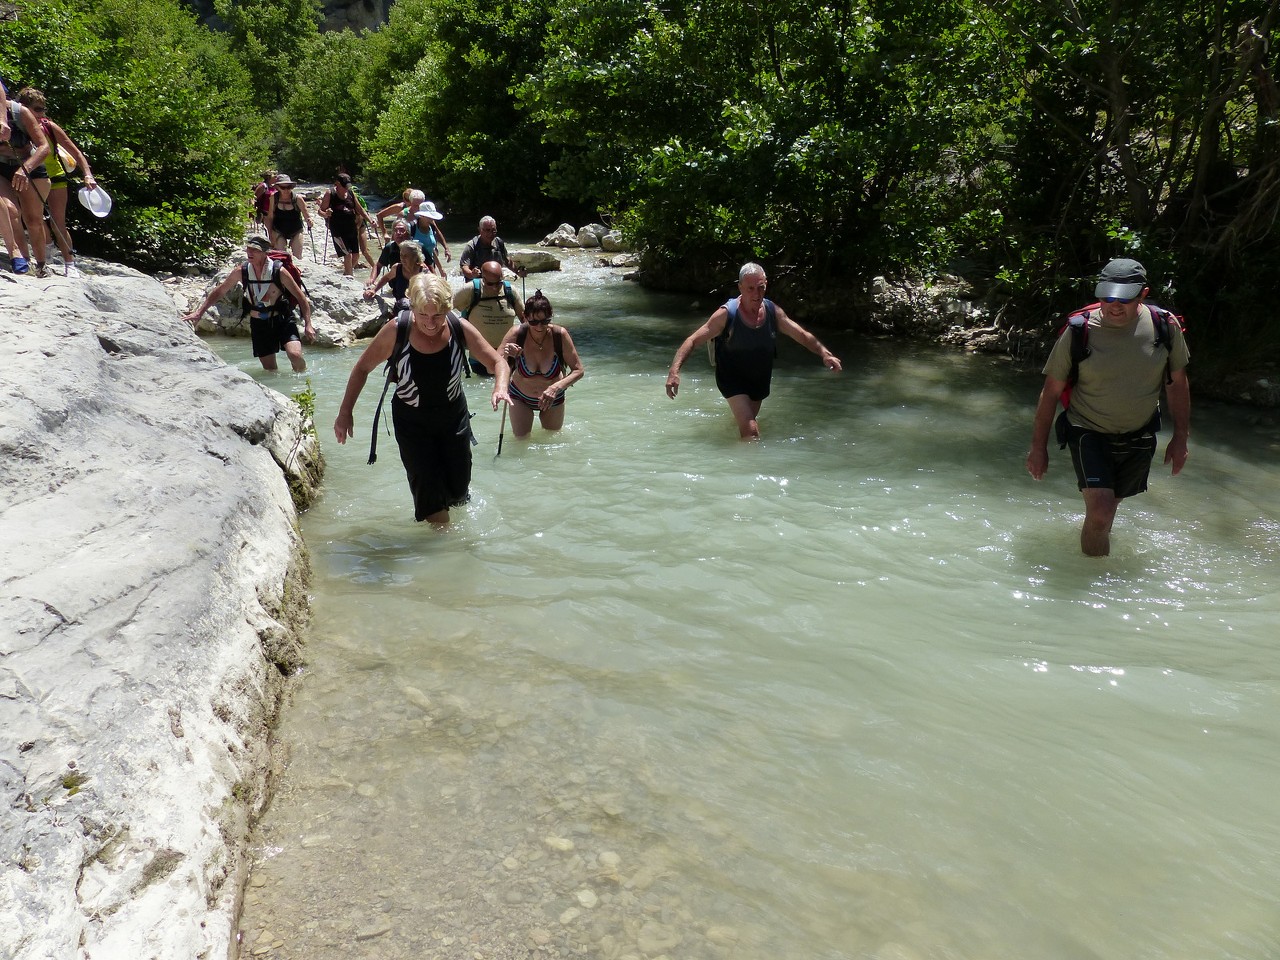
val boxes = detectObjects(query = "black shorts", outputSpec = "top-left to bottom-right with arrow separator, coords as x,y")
715,366 -> 771,403
331,225 -> 359,256
0,158 -> 49,182
250,311 -> 301,357
1063,413 -> 1160,499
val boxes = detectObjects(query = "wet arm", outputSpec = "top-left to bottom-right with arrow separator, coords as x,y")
549,328 -> 585,397
463,320 -> 511,406
1026,376 -> 1067,480
777,310 -> 840,370
181,271 -> 241,325
334,326 -> 396,442
1163,369 -> 1190,474
666,310 -> 726,398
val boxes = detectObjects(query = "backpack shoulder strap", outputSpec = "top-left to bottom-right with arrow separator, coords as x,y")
447,313 -> 472,379
719,298 -> 740,343
515,323 -> 529,347
1144,303 -> 1180,385
1065,307 -> 1093,386
463,277 -> 482,318
369,315 -> 412,465
553,327 -> 566,367
503,281 -> 515,309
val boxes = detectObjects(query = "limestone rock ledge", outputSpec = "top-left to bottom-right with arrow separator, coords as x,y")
0,263 -> 322,960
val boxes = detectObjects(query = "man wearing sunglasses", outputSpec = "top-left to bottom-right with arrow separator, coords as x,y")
1026,258 -> 1190,556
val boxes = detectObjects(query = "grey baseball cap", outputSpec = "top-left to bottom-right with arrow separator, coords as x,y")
1095,258 -> 1147,300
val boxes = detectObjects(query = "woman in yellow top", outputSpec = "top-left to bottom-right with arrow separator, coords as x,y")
16,88 -> 94,279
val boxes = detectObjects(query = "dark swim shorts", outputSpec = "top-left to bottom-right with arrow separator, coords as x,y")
1062,412 -> 1160,499
714,365 -> 771,403
250,310 -> 301,357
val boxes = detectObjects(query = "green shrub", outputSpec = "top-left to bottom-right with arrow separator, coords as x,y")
0,0 -> 266,270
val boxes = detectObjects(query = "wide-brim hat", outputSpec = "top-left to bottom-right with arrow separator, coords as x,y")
77,184 -> 113,218
274,175 -> 295,187
416,201 -> 444,220
1095,257 -> 1147,300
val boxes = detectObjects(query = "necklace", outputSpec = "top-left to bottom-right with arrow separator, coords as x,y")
528,329 -> 549,349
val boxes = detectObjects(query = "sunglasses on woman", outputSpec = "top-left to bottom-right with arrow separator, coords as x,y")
527,315 -> 551,325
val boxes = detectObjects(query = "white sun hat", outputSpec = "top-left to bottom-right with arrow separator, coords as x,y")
77,184 -> 113,218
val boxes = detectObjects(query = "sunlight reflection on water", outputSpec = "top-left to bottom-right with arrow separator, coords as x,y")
222,252 -> 1280,960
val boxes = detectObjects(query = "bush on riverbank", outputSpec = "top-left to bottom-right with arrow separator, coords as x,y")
0,0 -> 266,270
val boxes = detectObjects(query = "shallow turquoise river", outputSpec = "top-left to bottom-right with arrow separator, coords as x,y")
217,253 -> 1280,960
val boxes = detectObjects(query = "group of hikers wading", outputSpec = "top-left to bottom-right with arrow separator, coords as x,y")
192,175 -> 1195,554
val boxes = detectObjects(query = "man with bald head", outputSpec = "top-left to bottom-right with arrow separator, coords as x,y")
454,259 -> 525,375
666,262 -> 841,439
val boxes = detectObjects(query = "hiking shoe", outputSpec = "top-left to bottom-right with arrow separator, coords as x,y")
64,262 -> 81,279
34,262 -> 48,279
11,256 -> 29,274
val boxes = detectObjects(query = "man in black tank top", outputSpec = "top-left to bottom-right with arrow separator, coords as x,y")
665,262 -> 843,439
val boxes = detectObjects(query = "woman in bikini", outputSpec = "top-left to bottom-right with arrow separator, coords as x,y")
499,290 -> 585,438
266,175 -> 312,261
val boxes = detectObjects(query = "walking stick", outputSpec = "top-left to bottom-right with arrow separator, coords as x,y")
322,222 -> 331,264
308,225 -> 318,264
495,401 -> 508,458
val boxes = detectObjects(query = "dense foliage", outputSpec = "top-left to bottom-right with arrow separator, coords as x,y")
0,0 -> 265,269
4,0 -> 1276,372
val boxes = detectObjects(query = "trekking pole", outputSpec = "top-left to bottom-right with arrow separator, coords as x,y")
308,225 -> 318,264
495,401 -> 508,458
323,222 -> 331,264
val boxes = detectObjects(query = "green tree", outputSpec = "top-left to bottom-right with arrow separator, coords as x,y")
278,29 -> 370,180
521,0 -> 1007,292
0,0 -> 266,269
213,0 -> 323,104
976,0 -> 1280,365
362,0 -> 561,221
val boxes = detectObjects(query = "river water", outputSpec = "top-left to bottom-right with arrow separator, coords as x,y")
220,253 -> 1280,960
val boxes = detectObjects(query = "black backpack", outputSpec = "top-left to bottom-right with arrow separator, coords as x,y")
367,312 -> 470,464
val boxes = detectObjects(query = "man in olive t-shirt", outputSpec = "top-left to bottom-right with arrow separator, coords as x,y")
452,261 -> 524,376
1025,258 -> 1191,557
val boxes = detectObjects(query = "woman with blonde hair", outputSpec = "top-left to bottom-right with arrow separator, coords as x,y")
334,273 -> 509,524
363,238 -> 424,304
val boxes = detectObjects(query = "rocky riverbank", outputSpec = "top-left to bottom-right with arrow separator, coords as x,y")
0,260 -> 321,960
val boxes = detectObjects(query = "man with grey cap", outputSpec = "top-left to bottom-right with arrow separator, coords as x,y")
1026,257 -> 1190,556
